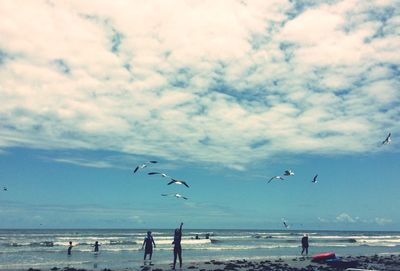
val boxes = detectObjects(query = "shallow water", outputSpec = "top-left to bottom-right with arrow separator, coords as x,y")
0,229 -> 399,269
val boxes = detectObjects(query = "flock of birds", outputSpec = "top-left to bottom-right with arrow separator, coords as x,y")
133,161 -> 311,229
1,133 -> 394,221
132,133 -> 392,203
268,170 -> 318,184
132,156 -> 322,198
133,160 -> 190,200
0,133 -> 392,232
277,133 -> 392,229
131,133 -> 393,229
267,133 -> 392,185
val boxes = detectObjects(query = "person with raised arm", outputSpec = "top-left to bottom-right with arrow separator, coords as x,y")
172,222 -> 183,269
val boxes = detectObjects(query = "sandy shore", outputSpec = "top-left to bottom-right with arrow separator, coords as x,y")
21,254 -> 400,271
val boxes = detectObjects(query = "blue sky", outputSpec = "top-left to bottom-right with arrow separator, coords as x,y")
0,0 -> 399,230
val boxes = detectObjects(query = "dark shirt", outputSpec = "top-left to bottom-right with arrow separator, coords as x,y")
301,236 -> 309,247
144,236 -> 154,248
173,231 -> 182,248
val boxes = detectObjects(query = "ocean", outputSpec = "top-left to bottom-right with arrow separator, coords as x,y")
0,229 -> 399,270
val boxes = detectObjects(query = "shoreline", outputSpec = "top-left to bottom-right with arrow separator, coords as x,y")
7,254 -> 400,271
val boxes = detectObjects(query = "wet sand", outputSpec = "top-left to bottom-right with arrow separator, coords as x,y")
23,254 -> 400,271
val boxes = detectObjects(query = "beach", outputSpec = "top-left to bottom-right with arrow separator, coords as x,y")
139,254 -> 400,271
1,229 -> 400,270
20,254 -> 400,271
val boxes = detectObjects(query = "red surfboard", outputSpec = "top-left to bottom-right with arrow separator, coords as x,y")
312,252 -> 336,262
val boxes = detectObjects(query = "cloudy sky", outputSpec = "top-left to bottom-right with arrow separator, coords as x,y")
0,0 -> 399,230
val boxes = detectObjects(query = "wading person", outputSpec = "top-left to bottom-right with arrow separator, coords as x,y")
67,241 -> 73,255
93,241 -> 100,253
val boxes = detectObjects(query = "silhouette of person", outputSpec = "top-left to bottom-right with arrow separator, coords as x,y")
93,241 -> 101,252
142,231 -> 156,261
172,222 -> 183,269
67,241 -> 73,255
301,234 -> 309,255
195,234 -> 199,240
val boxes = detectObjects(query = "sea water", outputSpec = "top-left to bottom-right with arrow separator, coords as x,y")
1,229 -> 399,270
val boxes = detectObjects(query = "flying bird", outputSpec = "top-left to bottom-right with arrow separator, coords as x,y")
382,133 -> 391,145
168,179 -> 190,188
133,161 -> 157,173
283,170 -> 295,176
268,176 -> 284,183
312,174 -> 318,183
161,193 -> 188,200
282,218 -> 289,229
147,172 -> 171,178
149,172 -> 190,187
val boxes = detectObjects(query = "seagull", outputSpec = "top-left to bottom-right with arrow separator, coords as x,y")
133,161 -> 157,173
268,176 -> 284,183
147,172 -> 171,178
312,174 -> 318,183
282,218 -> 289,229
161,193 -> 188,200
149,172 -> 190,187
382,133 -> 391,145
168,179 -> 190,188
283,170 -> 295,176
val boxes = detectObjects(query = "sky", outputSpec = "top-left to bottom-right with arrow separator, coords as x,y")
0,0 -> 399,230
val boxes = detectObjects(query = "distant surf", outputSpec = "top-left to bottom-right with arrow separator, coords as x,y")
1,229 -> 399,269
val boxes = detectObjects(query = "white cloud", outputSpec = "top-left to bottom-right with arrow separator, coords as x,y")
52,157 -> 114,169
318,217 -> 328,223
336,213 -> 358,223
0,0 -> 399,169
0,199 -> 240,228
280,8 -> 345,46
375,217 -> 392,226
130,215 -> 144,224
321,214 -> 394,227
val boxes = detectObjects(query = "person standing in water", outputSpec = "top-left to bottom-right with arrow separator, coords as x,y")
172,222 -> 183,270
67,241 -> 73,255
93,241 -> 101,253
142,231 -> 156,261
301,234 -> 309,256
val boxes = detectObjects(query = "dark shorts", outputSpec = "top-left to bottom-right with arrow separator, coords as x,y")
145,246 -> 153,254
174,245 -> 182,253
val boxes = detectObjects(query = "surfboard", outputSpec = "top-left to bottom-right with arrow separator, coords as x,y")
312,252 -> 336,262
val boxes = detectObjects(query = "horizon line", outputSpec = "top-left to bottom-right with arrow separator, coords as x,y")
1,228 -> 399,233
